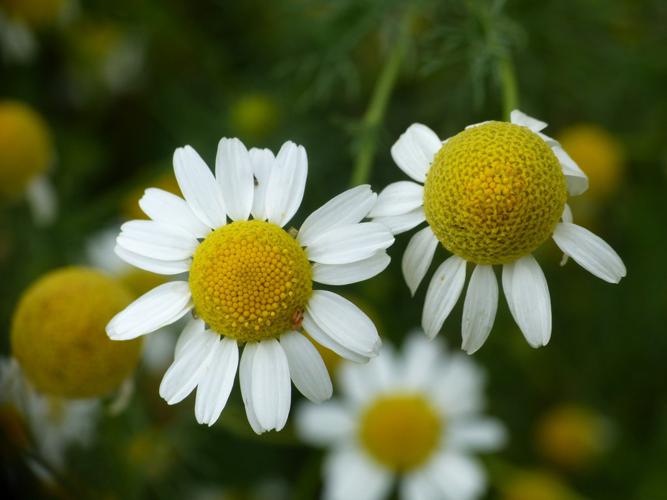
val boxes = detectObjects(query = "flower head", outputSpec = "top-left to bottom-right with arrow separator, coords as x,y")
106,138 -> 393,432
296,333 -> 505,500
0,100 -> 53,200
11,267 -> 142,398
372,110 -> 626,353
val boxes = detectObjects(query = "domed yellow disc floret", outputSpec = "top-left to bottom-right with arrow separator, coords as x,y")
359,394 -> 442,471
189,220 -> 312,342
424,122 -> 567,265
11,267 -> 142,398
0,101 -> 53,200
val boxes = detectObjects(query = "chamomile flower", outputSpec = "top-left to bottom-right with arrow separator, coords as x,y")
106,138 -> 393,432
0,358 -> 99,473
296,333 -> 505,500
372,110 -> 626,353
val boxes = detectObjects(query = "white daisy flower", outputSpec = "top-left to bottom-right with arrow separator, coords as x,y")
0,358 -> 99,473
372,110 -> 626,353
296,333 -> 505,500
106,138 -> 393,432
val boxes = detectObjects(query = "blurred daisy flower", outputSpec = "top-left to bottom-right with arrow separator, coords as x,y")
0,100 -> 57,224
0,357 -> 99,477
106,138 -> 393,432
535,404 -> 611,471
296,333 -> 505,500
372,110 -> 626,353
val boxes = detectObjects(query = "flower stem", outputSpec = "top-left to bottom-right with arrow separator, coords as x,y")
499,53 -> 518,121
349,13 -> 412,186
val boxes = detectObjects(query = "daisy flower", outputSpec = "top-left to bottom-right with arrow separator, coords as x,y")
0,358 -> 99,473
371,110 -> 626,353
296,333 -> 505,500
106,138 -> 393,432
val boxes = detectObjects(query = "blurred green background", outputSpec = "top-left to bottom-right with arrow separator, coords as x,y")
1,0 -> 666,498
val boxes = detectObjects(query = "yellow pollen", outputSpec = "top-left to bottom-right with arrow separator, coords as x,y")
0,101 -> 54,200
424,122 -> 568,264
189,220 -> 312,342
359,394 -> 442,472
10,267 -> 143,398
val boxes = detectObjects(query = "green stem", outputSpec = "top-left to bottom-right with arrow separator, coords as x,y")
349,13 -> 412,186
499,53 -> 518,121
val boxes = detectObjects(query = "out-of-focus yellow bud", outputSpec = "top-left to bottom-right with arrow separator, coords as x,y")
0,101 -> 53,200
557,124 -> 624,201
229,94 -> 279,141
11,267 -> 143,398
536,404 -> 609,470
502,470 -> 581,500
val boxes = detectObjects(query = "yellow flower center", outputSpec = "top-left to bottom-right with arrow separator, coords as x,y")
423,122 -> 567,264
359,394 -> 442,472
0,101 -> 53,200
189,220 -> 312,342
10,267 -> 143,398
2,0 -> 65,27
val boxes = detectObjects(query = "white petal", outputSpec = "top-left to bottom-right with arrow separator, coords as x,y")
25,175 -> 57,226
215,137 -> 254,221
550,142 -> 589,196
560,205 -> 573,265
391,123 -> 441,183
194,337 -> 239,426
298,185 -> 377,246
239,344 -> 264,434
402,226 -> 439,296
510,109 -> 548,132
400,473 -> 442,500
338,362 -> 379,407
502,256 -> 552,348
461,265 -> 498,354
323,448 -> 392,500
174,319 -> 205,359
264,141 -> 307,227
401,333 -> 443,391
280,331 -> 332,402
249,147 -> 275,221
552,223 -> 626,283
312,251 -> 390,285
173,146 -> 227,228
424,453 -> 486,500
251,339 -> 291,432
106,282 -> 192,340
306,290 -> 381,358
368,181 -> 424,217
139,188 -> 210,238
306,223 -> 394,265
373,207 -> 425,235
295,401 -> 355,445
159,330 -> 218,404
421,255 -> 467,339
562,203 -> 573,224
447,418 -> 506,452
302,312 -> 367,363
114,245 -> 190,275
117,220 -> 199,261
430,355 -> 484,416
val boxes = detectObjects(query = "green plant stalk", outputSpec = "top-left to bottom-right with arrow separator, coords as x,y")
349,14 -> 412,186
499,53 -> 518,121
